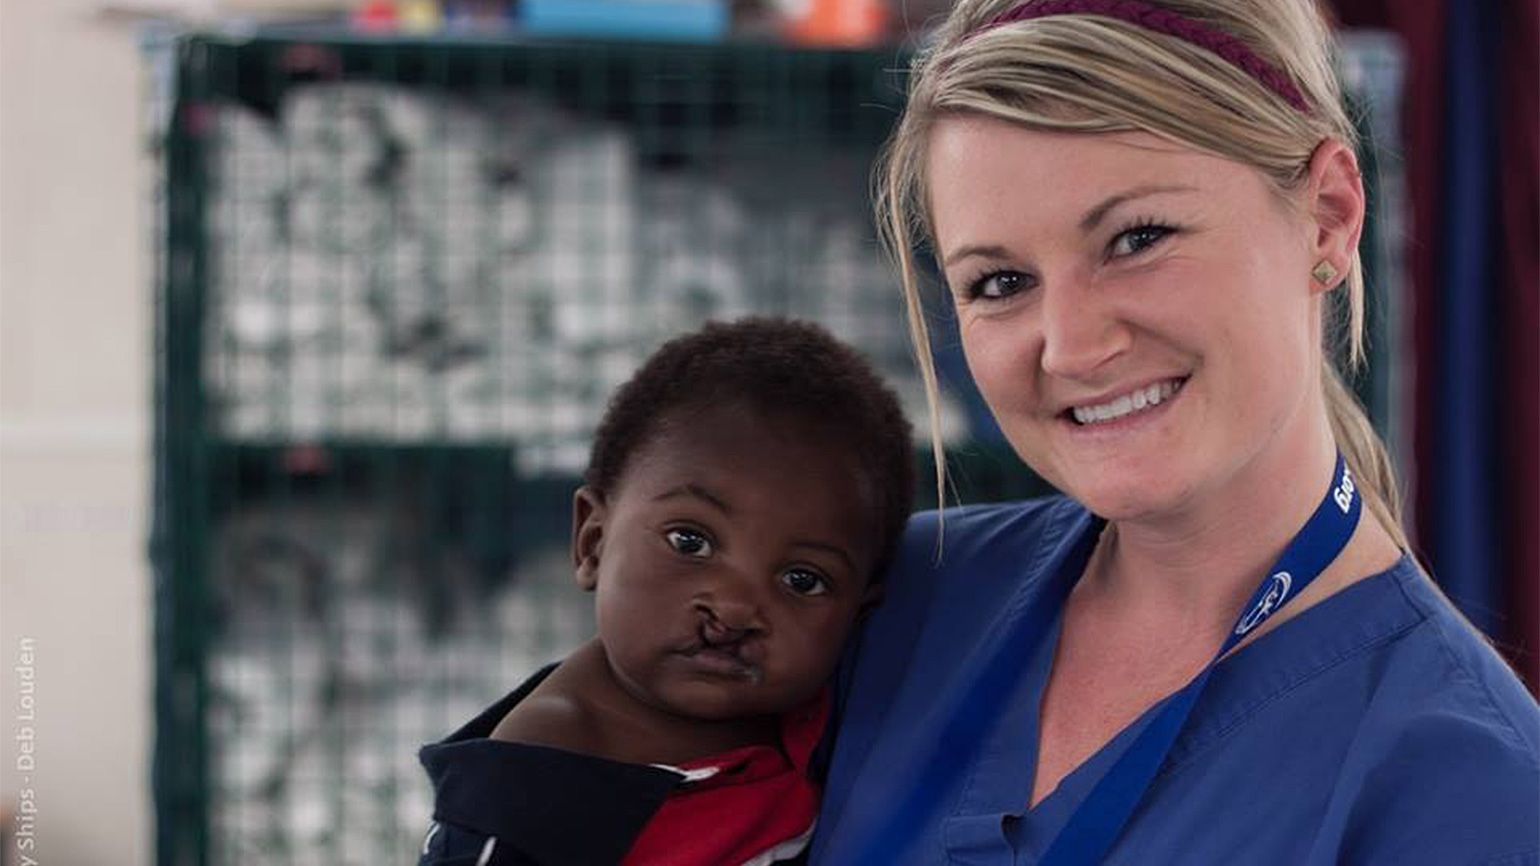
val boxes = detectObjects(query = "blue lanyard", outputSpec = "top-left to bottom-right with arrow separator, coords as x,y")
852,453 -> 1362,864
1040,452 -> 1362,865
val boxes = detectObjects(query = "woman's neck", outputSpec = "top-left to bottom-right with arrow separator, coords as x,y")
1086,413 -> 1343,637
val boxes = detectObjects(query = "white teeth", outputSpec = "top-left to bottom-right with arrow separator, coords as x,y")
1071,379 -> 1182,425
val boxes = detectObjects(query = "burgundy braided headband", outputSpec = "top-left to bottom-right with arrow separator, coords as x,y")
976,0 -> 1313,114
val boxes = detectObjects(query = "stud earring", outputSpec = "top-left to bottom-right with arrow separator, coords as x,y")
1312,260 -> 1340,286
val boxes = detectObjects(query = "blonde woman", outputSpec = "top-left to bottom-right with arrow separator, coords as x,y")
810,1 -> 1540,863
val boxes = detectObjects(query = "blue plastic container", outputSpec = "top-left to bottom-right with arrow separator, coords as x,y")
521,0 -> 729,41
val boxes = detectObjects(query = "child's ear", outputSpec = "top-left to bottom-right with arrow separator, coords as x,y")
572,486 -> 607,592
856,581 -> 885,622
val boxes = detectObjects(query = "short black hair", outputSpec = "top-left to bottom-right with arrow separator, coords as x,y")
586,317 -> 915,578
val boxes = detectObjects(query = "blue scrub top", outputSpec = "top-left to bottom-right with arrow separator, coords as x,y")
812,498 -> 1540,865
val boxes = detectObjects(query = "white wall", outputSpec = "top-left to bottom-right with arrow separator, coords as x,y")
0,0 -> 153,863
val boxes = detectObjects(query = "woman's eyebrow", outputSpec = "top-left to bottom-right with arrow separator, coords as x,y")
1079,184 -> 1197,232
943,184 -> 1199,267
942,243 -> 1012,268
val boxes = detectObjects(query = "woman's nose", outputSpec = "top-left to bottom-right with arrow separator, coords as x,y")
1037,280 -> 1129,379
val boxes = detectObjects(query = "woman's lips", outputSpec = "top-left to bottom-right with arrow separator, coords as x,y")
1065,376 -> 1188,426
1060,375 -> 1189,433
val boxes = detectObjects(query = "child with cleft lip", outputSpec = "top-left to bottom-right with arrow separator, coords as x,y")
417,318 -> 915,866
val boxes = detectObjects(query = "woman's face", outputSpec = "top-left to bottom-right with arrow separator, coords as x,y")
927,116 -> 1325,521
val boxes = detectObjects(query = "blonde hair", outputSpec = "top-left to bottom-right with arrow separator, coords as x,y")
877,0 -> 1408,547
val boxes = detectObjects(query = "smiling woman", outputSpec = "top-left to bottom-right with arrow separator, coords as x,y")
810,1 -> 1540,864
927,122 -> 1347,526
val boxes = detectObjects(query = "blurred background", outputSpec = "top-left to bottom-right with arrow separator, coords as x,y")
0,0 -> 1533,863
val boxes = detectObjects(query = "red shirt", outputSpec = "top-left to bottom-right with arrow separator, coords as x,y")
623,689 -> 828,865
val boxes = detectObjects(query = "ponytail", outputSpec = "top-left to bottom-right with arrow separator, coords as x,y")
1324,258 -> 1410,550
1323,361 -> 1408,550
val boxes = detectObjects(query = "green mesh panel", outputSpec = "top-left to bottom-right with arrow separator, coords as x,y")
155,33 -> 1402,866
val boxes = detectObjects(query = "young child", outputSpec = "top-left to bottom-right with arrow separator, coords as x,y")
418,318 -> 915,866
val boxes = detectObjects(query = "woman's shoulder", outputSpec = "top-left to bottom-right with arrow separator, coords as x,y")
905,491 -> 1082,528
865,495 -> 1088,624
861,494 -> 1092,649
1330,562 -> 1540,862
895,493 -> 1090,576
1383,563 -> 1540,759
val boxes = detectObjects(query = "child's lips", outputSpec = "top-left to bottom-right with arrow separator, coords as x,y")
677,639 -> 764,684
687,647 -> 760,681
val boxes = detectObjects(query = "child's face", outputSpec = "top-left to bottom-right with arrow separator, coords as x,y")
573,404 -> 882,722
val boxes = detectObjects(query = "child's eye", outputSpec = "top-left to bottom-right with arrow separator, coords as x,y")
781,568 -> 830,597
664,528 -> 713,558
1109,223 -> 1175,258
964,269 -> 1034,301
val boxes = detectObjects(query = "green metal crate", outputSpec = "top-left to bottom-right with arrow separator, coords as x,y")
153,31 -> 1404,866
155,35 -> 985,866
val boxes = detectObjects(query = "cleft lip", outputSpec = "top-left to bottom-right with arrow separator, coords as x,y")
675,618 -> 766,682
678,640 -> 763,684
700,613 -> 749,647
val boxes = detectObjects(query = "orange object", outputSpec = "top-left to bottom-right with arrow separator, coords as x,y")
783,0 -> 889,48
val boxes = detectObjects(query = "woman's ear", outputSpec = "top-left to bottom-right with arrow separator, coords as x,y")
1304,138 -> 1365,295
572,486 -> 607,591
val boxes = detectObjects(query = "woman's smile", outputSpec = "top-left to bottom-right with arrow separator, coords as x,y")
1064,376 -> 1187,427
1048,373 -> 1189,448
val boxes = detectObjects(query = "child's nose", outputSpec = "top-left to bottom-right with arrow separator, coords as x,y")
696,595 -> 764,640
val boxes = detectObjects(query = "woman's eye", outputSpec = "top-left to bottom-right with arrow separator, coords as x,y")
1109,224 -> 1174,258
664,528 -> 712,558
965,270 -> 1033,301
781,569 -> 831,597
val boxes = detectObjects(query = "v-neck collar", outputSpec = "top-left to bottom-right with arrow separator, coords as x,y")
949,504 -> 1426,860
